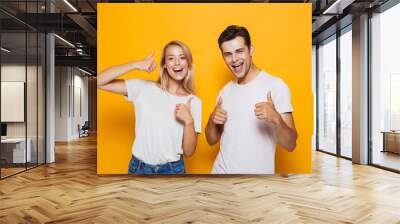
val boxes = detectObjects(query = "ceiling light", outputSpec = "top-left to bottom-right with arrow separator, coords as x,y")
322,0 -> 355,15
63,0 -> 78,12
54,34 -> 75,48
1,47 -> 11,53
78,67 -> 93,76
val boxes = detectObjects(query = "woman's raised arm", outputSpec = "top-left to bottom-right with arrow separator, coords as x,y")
97,50 -> 156,95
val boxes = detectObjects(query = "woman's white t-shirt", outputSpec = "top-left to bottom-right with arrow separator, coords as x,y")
125,79 -> 202,165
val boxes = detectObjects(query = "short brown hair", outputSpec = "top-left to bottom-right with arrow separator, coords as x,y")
218,25 -> 251,49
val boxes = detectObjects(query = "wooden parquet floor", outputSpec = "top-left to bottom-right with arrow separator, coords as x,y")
1,134 -> 400,224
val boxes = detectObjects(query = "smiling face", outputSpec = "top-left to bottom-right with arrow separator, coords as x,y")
164,44 -> 189,81
220,36 -> 253,79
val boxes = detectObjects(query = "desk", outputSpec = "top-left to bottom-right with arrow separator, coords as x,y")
381,131 -> 400,154
1,138 -> 31,163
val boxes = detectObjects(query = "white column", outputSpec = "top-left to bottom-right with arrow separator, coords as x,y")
352,14 -> 369,164
46,32 -> 55,163
45,0 -> 56,163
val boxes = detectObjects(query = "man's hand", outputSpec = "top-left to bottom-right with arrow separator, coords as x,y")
211,98 -> 227,125
205,97 -> 226,145
254,91 -> 282,126
132,50 -> 156,73
175,97 -> 194,126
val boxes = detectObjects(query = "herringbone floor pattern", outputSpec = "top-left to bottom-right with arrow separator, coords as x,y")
1,134 -> 400,223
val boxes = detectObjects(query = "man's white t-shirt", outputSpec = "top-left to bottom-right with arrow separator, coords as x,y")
212,71 -> 293,174
125,79 -> 202,165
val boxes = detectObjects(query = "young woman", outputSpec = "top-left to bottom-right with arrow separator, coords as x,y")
97,41 -> 202,174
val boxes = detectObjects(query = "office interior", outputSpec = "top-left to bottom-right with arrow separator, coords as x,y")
1,0 -> 400,175
0,0 -> 97,178
1,0 -> 398,178
313,0 -> 400,172
0,0 -> 399,222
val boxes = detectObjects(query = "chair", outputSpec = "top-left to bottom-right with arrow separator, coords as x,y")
79,121 -> 90,138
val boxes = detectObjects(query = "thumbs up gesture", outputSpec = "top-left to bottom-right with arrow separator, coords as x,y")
211,97 -> 227,125
254,91 -> 280,125
133,49 -> 156,73
175,97 -> 194,125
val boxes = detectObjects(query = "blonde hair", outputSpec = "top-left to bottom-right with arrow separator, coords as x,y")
158,40 -> 195,94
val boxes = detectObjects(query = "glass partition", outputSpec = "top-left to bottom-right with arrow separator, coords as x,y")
339,28 -> 352,158
371,3 -> 400,171
0,1 -> 46,179
1,30 -> 28,177
317,35 -> 337,155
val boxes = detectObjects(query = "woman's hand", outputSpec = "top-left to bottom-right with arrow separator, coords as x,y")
97,50 -> 157,95
132,50 -> 157,73
176,97 -> 197,157
175,98 -> 194,126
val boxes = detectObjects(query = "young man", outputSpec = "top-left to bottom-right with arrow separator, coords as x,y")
205,25 -> 297,174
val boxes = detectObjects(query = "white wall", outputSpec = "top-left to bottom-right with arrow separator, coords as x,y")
55,67 -> 89,141
1,63 -> 45,164
55,67 -> 69,141
1,65 -> 37,138
72,73 -> 89,138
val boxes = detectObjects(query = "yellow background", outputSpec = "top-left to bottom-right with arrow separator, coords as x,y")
97,3 -> 312,174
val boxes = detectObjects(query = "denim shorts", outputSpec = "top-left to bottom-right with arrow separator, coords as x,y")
128,155 -> 185,174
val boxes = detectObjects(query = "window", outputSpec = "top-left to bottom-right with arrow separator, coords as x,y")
339,28 -> 352,158
371,2 -> 400,171
317,36 -> 337,155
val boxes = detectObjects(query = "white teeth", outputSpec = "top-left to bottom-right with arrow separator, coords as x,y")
231,63 -> 243,74
232,64 -> 242,72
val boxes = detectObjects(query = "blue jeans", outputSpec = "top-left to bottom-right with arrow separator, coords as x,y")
128,155 -> 185,174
